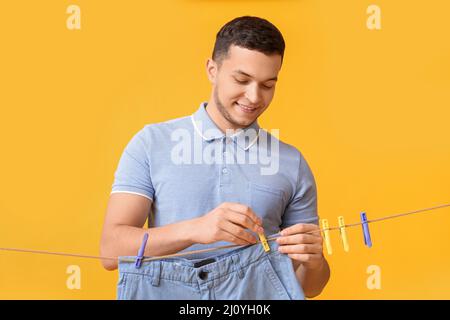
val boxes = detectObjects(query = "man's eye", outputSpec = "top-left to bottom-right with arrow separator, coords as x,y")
262,84 -> 274,90
235,79 -> 248,85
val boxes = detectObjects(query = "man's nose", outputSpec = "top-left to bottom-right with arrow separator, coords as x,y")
245,84 -> 262,105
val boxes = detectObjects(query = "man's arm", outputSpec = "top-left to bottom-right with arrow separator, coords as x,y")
100,193 -> 196,270
292,257 -> 330,298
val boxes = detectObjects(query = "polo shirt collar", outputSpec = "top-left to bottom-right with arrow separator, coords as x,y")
190,101 -> 260,151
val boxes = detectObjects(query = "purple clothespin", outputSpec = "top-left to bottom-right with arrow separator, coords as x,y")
360,212 -> 372,248
135,233 -> 149,269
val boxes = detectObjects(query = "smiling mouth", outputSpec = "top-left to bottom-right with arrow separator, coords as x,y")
235,102 -> 258,113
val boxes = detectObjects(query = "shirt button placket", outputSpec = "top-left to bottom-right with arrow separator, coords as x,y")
221,137 -> 231,184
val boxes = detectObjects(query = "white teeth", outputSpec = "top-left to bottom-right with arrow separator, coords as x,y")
236,103 -> 255,111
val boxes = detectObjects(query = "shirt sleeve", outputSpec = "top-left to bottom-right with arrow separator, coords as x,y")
281,152 -> 319,228
110,127 -> 155,201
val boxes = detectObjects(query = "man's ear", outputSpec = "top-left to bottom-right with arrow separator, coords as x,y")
206,58 -> 218,84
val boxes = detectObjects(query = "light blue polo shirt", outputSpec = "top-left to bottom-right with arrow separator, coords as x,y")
111,101 -> 318,259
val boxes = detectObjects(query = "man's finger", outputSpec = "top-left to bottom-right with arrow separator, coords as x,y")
222,202 -> 263,226
220,229 -> 253,246
280,223 -> 320,236
220,220 -> 258,244
225,210 -> 264,234
278,243 -> 322,254
276,233 -> 320,245
286,253 -> 323,264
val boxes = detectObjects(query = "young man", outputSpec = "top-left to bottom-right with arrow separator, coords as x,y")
100,16 -> 330,299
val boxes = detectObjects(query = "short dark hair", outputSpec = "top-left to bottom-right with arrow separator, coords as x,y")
212,16 -> 285,67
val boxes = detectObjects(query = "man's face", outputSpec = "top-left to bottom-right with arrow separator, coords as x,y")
207,45 -> 282,128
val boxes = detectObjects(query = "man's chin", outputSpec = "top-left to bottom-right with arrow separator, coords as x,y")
228,115 -> 256,129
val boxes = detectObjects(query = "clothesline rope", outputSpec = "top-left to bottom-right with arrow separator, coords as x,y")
0,203 -> 448,262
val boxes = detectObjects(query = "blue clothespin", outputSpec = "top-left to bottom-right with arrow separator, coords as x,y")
135,233 -> 149,268
360,212 -> 372,248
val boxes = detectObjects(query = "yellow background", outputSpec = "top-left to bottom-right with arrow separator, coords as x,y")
0,0 -> 449,299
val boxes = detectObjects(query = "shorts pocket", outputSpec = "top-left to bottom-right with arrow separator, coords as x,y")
116,273 -> 129,300
117,272 -> 154,300
262,255 -> 292,300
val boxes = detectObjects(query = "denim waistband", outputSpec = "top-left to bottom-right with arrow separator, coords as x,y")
118,233 -> 281,285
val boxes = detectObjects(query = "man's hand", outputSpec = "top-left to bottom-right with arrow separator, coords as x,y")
191,202 -> 265,246
276,223 -> 325,270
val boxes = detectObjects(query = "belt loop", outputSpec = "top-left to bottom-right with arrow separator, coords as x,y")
151,261 -> 161,286
231,255 -> 245,279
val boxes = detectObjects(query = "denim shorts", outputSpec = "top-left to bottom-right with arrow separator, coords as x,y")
117,235 -> 305,300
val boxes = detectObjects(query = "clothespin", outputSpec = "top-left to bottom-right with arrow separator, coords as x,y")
360,212 -> 372,248
258,233 -> 270,252
321,219 -> 332,255
338,216 -> 350,252
135,233 -> 149,268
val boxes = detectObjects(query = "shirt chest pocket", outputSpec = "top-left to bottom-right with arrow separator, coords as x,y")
249,182 -> 285,235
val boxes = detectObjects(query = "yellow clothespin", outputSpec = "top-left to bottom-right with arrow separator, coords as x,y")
258,233 -> 270,252
338,216 -> 350,252
321,219 -> 332,255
